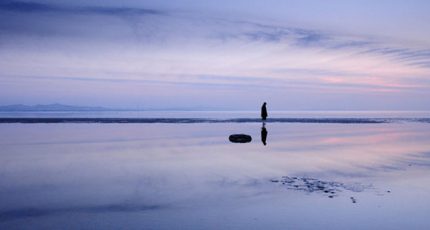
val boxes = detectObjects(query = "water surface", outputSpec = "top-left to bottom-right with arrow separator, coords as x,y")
1,121 -> 430,229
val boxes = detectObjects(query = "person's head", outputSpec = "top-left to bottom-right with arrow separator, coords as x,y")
263,102 -> 267,105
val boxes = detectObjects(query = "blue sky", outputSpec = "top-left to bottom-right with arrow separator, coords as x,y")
1,0 -> 430,110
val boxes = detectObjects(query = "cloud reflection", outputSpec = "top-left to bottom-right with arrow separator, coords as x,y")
0,204 -> 163,222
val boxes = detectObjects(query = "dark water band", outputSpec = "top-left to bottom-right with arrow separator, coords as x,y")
0,117 -> 418,123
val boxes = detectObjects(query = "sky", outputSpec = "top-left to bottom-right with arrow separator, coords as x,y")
1,0 -> 430,110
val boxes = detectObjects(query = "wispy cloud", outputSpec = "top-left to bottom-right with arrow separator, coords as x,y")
359,47 -> 430,68
0,1 -> 162,16
0,1 -> 429,109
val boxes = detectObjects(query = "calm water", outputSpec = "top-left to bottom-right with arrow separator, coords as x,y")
2,110 -> 430,118
1,113 -> 430,229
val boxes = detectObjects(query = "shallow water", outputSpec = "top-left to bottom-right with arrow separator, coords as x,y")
2,110 -> 430,119
1,122 -> 430,229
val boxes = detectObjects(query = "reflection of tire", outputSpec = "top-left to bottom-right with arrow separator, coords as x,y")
229,134 -> 252,143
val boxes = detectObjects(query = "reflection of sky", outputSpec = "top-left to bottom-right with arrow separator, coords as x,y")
1,123 -> 430,228
3,110 -> 430,119
1,1 -> 430,110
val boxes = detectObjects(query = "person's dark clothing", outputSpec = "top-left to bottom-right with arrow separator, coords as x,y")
261,103 -> 268,120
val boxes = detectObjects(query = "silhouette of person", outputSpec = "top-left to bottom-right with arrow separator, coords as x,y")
261,102 -> 268,120
261,122 -> 268,146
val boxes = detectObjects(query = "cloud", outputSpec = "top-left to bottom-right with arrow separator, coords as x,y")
218,19 -> 430,71
0,1 -> 162,16
0,1 -> 430,109
359,47 -> 430,68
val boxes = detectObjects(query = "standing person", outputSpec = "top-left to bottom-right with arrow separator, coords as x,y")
261,102 -> 268,121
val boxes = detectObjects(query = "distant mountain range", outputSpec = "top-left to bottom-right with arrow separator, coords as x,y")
0,104 -> 115,111
0,104 -> 238,112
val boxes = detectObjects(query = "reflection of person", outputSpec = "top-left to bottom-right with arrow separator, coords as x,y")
261,122 -> 268,146
261,102 -> 268,120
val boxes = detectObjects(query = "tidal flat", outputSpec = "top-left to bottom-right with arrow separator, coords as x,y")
1,122 -> 430,229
